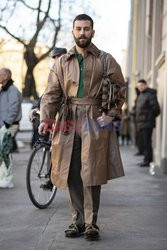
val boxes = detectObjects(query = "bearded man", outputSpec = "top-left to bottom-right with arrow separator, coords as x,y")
39,14 -> 126,240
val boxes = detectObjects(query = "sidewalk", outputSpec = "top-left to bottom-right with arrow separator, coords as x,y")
0,144 -> 167,250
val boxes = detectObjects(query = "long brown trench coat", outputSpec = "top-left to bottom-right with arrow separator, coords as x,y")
41,43 -> 126,188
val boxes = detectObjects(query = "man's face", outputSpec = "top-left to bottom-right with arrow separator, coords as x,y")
137,82 -> 147,92
72,20 -> 95,48
0,70 -> 8,86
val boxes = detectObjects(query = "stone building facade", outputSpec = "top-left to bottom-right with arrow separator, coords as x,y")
126,0 -> 167,172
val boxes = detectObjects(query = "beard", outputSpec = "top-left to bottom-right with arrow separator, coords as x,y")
73,35 -> 92,48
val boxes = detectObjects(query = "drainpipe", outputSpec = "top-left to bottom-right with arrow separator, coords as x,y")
131,0 -> 138,104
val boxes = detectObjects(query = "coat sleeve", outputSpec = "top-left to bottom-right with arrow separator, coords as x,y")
5,87 -> 22,125
32,97 -> 41,109
105,54 -> 126,120
149,93 -> 160,117
40,63 -> 63,123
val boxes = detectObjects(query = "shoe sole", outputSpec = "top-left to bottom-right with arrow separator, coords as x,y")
85,234 -> 100,241
65,232 -> 84,238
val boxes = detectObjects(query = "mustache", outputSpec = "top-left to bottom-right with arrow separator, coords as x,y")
78,36 -> 87,39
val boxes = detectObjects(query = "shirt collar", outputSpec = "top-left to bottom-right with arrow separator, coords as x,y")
65,43 -> 101,61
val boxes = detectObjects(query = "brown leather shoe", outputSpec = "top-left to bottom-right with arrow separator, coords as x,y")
65,224 -> 85,238
84,224 -> 100,240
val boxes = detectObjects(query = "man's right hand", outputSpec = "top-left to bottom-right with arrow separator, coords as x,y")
28,108 -> 38,122
38,122 -> 48,135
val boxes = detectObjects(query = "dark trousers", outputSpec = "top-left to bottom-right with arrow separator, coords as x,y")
136,130 -> 144,154
121,134 -> 130,145
140,128 -> 153,163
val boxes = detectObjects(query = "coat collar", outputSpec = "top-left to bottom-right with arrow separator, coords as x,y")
65,43 -> 101,61
1,79 -> 13,91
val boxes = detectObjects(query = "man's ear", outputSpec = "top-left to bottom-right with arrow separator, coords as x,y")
92,30 -> 95,37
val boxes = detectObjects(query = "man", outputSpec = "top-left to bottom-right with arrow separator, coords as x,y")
0,68 -> 22,188
131,87 -> 144,156
39,14 -> 126,240
136,79 -> 160,167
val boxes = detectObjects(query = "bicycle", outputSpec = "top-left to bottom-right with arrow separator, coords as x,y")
26,114 -> 57,209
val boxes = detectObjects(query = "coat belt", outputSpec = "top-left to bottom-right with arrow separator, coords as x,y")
62,97 -> 101,135
70,97 -> 101,105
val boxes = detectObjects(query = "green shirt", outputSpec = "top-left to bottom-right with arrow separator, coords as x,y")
76,53 -> 84,98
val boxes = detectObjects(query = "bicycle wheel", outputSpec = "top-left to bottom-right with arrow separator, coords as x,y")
26,143 -> 57,209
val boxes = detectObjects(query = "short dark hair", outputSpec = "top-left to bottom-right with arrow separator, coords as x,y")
138,79 -> 147,85
73,14 -> 94,28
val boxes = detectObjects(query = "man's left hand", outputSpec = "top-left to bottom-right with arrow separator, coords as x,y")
97,114 -> 114,127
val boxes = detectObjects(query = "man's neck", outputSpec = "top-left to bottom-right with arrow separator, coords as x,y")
141,87 -> 148,93
1,80 -> 8,87
75,45 -> 86,56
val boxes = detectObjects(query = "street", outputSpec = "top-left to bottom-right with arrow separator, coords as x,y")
0,139 -> 167,250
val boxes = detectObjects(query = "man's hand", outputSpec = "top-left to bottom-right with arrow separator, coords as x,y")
97,114 -> 114,127
28,108 -> 39,122
38,122 -> 48,135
